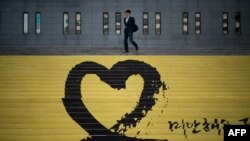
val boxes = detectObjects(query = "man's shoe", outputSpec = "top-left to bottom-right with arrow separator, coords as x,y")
123,51 -> 129,53
135,46 -> 139,51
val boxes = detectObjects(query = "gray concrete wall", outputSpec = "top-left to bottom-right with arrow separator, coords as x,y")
0,0 -> 250,50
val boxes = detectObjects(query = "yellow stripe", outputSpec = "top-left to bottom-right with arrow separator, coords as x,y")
0,56 -> 249,141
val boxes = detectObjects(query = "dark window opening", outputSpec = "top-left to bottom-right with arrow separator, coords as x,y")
183,12 -> 188,35
75,12 -> 81,34
143,12 -> 149,34
222,12 -> 228,35
235,12 -> 241,34
155,12 -> 161,35
63,12 -> 69,34
195,12 -> 201,35
103,12 -> 109,35
35,12 -> 41,34
115,12 -> 121,35
23,12 -> 29,34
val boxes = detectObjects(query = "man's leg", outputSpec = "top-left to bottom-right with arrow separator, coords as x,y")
128,32 -> 138,51
123,31 -> 129,52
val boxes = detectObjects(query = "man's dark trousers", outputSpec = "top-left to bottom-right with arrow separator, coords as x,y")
123,16 -> 138,52
124,31 -> 138,52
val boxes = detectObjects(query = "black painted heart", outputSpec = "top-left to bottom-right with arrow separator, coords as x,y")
62,60 -> 167,141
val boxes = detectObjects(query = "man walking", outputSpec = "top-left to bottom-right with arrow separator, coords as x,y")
123,9 -> 139,53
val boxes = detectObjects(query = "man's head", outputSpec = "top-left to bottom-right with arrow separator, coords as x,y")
125,9 -> 131,17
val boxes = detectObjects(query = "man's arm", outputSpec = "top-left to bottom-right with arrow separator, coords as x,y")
131,17 -> 135,25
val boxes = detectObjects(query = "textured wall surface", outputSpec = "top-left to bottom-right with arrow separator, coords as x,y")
0,56 -> 249,141
0,0 -> 250,51
0,1 -> 249,140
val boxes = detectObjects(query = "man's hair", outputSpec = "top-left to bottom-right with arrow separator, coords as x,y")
125,9 -> 131,13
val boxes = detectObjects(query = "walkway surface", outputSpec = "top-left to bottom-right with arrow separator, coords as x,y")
0,46 -> 250,55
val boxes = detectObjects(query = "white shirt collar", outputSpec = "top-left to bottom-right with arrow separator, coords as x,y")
126,16 -> 130,22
